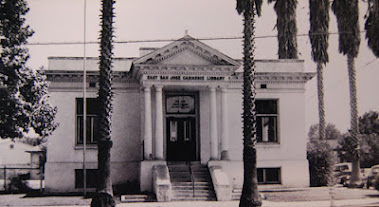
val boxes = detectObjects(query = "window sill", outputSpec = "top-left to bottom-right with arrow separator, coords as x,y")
256,142 -> 280,148
258,183 -> 282,185
74,145 -> 98,150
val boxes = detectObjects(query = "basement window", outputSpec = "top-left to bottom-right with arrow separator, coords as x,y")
257,168 -> 281,184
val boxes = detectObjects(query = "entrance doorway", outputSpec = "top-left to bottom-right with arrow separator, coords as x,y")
166,117 -> 196,161
165,94 -> 198,161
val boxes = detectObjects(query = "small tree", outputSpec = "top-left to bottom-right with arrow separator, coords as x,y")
338,111 -> 379,168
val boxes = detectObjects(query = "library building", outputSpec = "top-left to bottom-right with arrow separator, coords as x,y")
44,35 -> 314,201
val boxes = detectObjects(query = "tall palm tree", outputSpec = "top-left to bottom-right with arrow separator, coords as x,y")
91,0 -> 116,206
309,0 -> 330,141
331,0 -> 361,188
268,0 -> 298,59
236,0 -> 262,206
365,0 -> 379,57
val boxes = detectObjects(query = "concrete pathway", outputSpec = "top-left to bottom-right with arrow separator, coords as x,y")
39,198 -> 379,207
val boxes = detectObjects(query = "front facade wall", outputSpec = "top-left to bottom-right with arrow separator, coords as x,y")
45,37 -> 314,193
45,79 -> 310,192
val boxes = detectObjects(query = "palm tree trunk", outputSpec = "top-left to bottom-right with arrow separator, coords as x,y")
347,54 -> 361,187
239,6 -> 261,207
317,62 -> 326,140
91,0 -> 115,206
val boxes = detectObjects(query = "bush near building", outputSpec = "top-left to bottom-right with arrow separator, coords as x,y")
307,124 -> 340,186
307,138 -> 335,186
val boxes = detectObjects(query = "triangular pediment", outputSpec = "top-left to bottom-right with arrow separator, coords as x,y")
133,35 -> 240,66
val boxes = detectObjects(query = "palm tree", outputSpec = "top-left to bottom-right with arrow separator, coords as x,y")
268,0 -> 298,59
91,0 -> 116,206
236,0 -> 262,206
331,0 -> 361,188
309,0 -> 330,141
365,0 -> 379,57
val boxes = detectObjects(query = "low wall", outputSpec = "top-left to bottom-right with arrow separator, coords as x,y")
153,165 -> 171,202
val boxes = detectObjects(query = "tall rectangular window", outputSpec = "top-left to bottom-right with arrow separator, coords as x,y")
256,100 -> 278,143
257,168 -> 281,184
76,98 -> 99,145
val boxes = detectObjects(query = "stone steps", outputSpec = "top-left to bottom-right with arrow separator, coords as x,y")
232,187 -> 242,200
120,194 -> 149,203
168,162 -> 216,201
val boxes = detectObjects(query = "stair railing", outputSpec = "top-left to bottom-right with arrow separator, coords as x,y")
188,162 -> 196,197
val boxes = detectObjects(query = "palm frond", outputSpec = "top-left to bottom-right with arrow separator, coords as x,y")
273,0 -> 298,59
309,0 -> 330,64
365,0 -> 379,57
236,0 -> 263,16
332,0 -> 360,58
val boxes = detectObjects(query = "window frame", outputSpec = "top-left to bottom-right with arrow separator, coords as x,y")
257,168 -> 281,184
75,98 -> 99,146
256,99 -> 279,143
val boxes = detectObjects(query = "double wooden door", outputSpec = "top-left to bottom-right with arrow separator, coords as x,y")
166,117 -> 196,161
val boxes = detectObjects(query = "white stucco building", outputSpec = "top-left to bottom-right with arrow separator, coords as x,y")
44,36 -> 314,201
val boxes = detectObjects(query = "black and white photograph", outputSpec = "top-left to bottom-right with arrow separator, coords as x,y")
0,0 -> 378,206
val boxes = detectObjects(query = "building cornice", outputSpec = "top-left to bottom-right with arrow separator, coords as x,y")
228,72 -> 315,84
45,70 -> 315,85
45,70 -> 137,83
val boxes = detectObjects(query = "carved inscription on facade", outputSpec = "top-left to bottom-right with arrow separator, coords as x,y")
146,75 -> 224,81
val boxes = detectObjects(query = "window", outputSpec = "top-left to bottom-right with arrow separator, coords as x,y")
257,168 -> 281,184
75,169 -> 98,188
166,95 -> 195,114
256,100 -> 278,143
76,98 -> 99,145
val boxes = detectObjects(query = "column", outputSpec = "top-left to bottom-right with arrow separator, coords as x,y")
143,86 -> 153,160
220,88 -> 230,160
209,87 -> 218,160
154,85 -> 164,160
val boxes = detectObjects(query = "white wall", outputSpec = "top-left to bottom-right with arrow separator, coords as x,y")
45,85 -> 142,192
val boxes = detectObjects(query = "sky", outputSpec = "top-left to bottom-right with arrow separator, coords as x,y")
24,0 -> 378,134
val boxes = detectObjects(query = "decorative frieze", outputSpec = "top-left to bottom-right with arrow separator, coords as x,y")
45,70 -> 137,83
228,72 -> 315,84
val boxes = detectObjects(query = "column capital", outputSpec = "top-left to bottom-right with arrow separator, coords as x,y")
154,85 -> 163,91
144,86 -> 151,92
209,86 -> 217,92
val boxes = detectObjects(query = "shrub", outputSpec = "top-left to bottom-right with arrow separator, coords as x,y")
307,136 -> 335,186
7,174 -> 31,193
